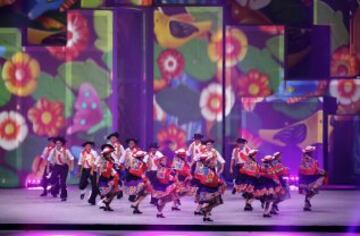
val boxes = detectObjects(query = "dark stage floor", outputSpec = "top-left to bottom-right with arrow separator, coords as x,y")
0,186 -> 359,229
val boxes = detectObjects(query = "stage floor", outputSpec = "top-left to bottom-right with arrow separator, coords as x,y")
0,187 -> 359,227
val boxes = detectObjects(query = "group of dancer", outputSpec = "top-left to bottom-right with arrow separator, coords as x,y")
38,132 -> 327,220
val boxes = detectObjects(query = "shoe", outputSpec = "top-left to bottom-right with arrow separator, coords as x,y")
156,213 -> 165,218
171,206 -> 181,211
106,206 -> 114,212
270,210 -> 278,215
80,193 -> 85,200
304,200 -> 312,211
194,211 -> 202,216
40,191 -> 47,197
303,206 -> 312,211
117,191 -> 123,199
61,198 -> 66,202
232,188 -> 236,195
263,213 -> 271,218
100,206 -> 107,211
244,204 -> 253,211
150,197 -> 157,205
133,207 -> 143,214
273,204 -> 279,212
203,217 -> 213,222
176,199 -> 181,206
88,199 -> 96,205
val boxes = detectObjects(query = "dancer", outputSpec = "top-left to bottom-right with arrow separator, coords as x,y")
270,151 -> 290,214
201,139 -> 225,175
197,154 -> 225,222
255,155 -> 283,218
151,155 -> 178,218
299,145 -> 327,211
191,152 -> 209,216
120,138 -> 140,171
230,138 -> 250,194
48,136 -> 74,201
78,141 -> 100,205
106,132 -> 125,165
187,133 -> 204,164
144,142 -> 164,205
234,149 -> 259,211
97,144 -> 120,211
171,148 -> 192,210
124,150 -> 149,214
39,137 -> 55,197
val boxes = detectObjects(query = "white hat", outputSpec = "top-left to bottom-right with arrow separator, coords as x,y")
199,152 -> 208,159
248,149 -> 258,156
302,146 -> 316,153
273,152 -> 281,158
133,150 -> 146,158
175,148 -> 186,155
262,155 -> 274,162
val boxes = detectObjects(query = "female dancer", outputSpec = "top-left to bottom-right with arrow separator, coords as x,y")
230,138 -> 249,194
171,148 -> 192,210
234,149 -> 259,211
270,151 -> 290,214
124,150 -> 149,214
299,146 -> 327,211
197,154 -> 225,222
151,155 -> 178,218
255,155 -> 283,217
97,144 -> 120,211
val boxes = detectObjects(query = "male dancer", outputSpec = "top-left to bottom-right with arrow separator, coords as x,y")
39,137 -> 55,197
78,141 -> 100,205
48,136 -> 74,201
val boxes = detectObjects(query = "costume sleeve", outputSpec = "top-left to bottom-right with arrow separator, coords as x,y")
216,150 -> 225,164
66,149 -> 75,161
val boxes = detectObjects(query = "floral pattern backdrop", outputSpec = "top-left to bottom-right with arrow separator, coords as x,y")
153,7 -> 224,154
0,10 -> 114,187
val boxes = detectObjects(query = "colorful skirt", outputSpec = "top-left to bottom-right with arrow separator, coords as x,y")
234,173 -> 258,197
176,174 -> 191,196
198,185 -> 223,205
255,176 -> 283,201
124,171 -> 145,196
277,176 -> 291,201
299,174 -> 325,195
98,175 -> 118,196
149,175 -> 177,199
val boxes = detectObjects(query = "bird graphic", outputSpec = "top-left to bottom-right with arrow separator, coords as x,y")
154,8 -> 212,49
258,110 -> 328,149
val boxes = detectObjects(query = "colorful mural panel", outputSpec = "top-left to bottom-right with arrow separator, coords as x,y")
0,10 -> 114,187
153,6 -> 224,153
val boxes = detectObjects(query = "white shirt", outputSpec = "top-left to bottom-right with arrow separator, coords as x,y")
187,141 -> 202,160
231,146 -> 250,164
108,141 -> 125,163
194,148 -> 225,164
78,149 -> 100,169
40,145 -> 54,160
144,150 -> 164,171
119,147 -> 137,168
48,147 -> 74,165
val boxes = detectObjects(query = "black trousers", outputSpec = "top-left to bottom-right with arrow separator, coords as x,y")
41,164 -> 53,191
50,164 -> 69,199
79,168 -> 98,202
